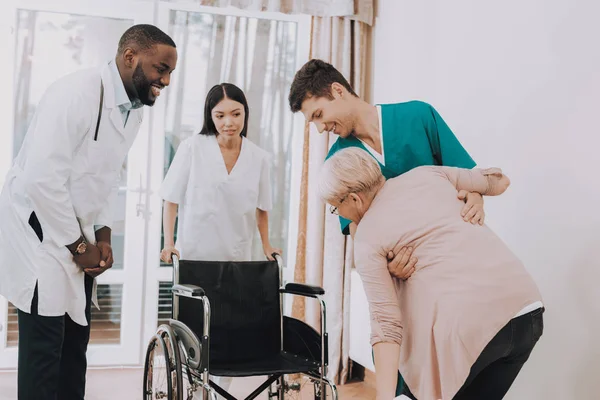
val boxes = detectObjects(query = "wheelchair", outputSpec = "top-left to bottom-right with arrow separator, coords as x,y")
143,254 -> 338,400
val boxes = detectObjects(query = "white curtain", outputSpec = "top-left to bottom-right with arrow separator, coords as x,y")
292,17 -> 369,385
184,0 -> 374,25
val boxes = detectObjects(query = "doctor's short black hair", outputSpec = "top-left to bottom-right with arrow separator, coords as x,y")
117,24 -> 176,54
288,59 -> 358,113
199,83 -> 250,138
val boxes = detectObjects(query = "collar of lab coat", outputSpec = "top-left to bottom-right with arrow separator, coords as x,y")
100,63 -> 142,137
107,60 -> 142,112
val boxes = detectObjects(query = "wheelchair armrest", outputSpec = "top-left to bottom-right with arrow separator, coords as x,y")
172,284 -> 205,297
280,283 -> 325,298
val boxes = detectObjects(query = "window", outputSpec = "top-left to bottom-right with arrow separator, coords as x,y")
7,284 -> 123,346
154,5 -> 309,326
161,9 -> 304,262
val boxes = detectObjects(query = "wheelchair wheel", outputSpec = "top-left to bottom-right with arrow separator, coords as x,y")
314,378 -> 338,400
158,325 -> 184,400
144,334 -> 173,399
313,380 -> 325,400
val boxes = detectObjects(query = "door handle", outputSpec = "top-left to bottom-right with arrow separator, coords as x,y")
131,174 -> 153,220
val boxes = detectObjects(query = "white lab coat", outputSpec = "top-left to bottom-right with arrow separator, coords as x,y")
0,63 -> 143,326
160,134 -> 273,261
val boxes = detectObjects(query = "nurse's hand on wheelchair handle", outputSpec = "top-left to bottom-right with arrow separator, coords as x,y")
161,245 -> 180,264
387,242 -> 417,281
264,245 -> 282,261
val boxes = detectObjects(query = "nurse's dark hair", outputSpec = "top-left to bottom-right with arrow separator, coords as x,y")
117,24 -> 176,54
288,59 -> 358,113
199,83 -> 249,137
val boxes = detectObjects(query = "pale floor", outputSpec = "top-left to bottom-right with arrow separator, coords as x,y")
0,368 -> 375,400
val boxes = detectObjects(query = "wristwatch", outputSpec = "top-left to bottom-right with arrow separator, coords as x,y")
73,239 -> 87,255
67,236 -> 87,256
66,236 -> 88,256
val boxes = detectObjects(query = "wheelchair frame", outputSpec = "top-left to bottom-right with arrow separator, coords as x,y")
143,254 -> 338,400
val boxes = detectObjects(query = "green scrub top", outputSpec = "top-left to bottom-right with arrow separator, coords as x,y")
325,100 -> 476,235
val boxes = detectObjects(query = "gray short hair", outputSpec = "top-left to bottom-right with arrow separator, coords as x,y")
318,148 -> 384,204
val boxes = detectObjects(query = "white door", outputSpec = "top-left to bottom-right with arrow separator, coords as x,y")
0,0 -> 153,368
141,2 -> 311,343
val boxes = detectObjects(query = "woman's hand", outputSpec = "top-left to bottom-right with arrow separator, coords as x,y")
263,245 -> 282,261
458,190 -> 485,225
161,245 -> 180,263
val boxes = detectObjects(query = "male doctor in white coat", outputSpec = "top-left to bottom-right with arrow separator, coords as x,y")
0,24 -> 177,399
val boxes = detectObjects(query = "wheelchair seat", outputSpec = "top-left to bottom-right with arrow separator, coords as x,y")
211,350 -> 320,377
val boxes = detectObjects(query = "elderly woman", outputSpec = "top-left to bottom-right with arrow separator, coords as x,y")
319,148 -> 544,400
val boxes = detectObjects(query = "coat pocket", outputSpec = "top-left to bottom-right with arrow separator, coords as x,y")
28,211 -> 43,242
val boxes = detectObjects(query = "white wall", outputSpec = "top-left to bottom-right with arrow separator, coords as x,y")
370,1 -> 600,399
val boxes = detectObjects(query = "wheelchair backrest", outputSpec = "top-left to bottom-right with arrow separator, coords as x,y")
176,259 -> 281,365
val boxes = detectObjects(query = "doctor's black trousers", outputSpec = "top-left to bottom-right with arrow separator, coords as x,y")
17,213 -> 94,400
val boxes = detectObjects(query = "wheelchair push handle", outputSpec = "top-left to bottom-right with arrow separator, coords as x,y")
272,252 -> 283,267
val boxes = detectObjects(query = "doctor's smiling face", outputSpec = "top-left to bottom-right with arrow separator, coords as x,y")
117,24 -> 178,106
130,44 -> 178,106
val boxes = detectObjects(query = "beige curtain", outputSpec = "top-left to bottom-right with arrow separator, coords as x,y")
291,17 -> 369,385
195,0 -> 374,25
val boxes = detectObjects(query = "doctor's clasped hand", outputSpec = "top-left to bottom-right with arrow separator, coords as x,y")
83,240 -> 114,278
65,237 -> 112,278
